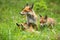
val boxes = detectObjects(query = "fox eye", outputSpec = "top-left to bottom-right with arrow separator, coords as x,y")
43,22 -> 45,23
24,10 -> 27,12
29,7 -> 31,9
43,21 -> 46,23
40,22 -> 41,23
40,21 -> 46,23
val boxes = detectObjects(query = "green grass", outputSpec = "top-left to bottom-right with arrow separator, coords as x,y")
0,0 -> 60,40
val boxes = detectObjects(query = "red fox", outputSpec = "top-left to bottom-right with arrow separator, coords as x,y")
20,3 -> 38,30
16,23 -> 36,32
16,3 -> 38,32
39,15 -> 56,28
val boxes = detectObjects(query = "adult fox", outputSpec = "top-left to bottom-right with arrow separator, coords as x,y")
16,3 -> 38,31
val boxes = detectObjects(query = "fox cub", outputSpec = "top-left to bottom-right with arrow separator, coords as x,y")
39,15 -> 56,28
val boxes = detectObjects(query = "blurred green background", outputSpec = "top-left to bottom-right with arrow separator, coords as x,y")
0,0 -> 60,40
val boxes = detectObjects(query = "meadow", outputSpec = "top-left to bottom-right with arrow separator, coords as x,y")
0,0 -> 60,40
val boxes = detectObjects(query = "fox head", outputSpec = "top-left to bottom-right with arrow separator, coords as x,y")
39,15 -> 47,27
20,3 -> 34,15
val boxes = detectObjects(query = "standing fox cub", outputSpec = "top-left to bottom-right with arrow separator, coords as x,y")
39,15 -> 56,28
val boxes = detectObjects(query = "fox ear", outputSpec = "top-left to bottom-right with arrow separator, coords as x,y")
30,3 -> 34,9
45,15 -> 47,19
26,3 -> 29,6
39,15 -> 42,17
23,3 -> 29,9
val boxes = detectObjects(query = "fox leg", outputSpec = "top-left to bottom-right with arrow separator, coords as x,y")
50,23 -> 54,29
28,23 -> 38,30
33,24 -> 38,30
28,23 -> 35,32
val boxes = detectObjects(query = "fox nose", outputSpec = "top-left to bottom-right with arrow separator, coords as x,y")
41,25 -> 43,27
40,24 -> 43,26
19,12 -> 22,15
20,12 -> 22,14
19,12 -> 21,14
40,24 -> 44,27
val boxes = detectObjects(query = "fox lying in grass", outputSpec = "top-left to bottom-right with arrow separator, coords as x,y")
16,3 -> 38,31
39,15 -> 56,29
16,23 -> 37,32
